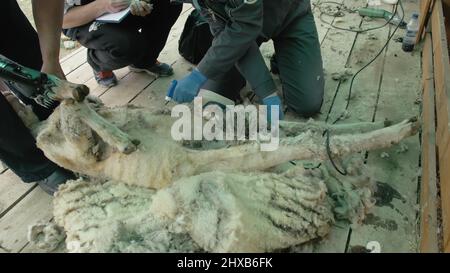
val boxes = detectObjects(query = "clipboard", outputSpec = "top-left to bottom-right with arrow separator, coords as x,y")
96,7 -> 131,23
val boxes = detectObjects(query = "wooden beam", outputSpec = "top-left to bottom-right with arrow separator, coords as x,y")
416,0 -> 435,44
430,0 -> 450,252
419,33 -> 440,252
431,0 -> 450,149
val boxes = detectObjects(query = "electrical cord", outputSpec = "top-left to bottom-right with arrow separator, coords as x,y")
312,0 -> 406,174
314,0 -> 399,33
325,129 -> 348,175
330,0 -> 405,125
314,1 -> 407,244
283,1 -> 406,175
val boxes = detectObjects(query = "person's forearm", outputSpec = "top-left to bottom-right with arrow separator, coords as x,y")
32,0 -> 64,64
63,1 -> 107,29
32,0 -> 66,78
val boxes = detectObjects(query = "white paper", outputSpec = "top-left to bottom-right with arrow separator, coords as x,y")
96,8 -> 130,23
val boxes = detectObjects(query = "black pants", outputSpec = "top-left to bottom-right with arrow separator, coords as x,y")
0,0 -> 58,182
65,0 -> 182,71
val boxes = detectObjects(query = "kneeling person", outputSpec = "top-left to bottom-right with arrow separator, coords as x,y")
63,0 -> 182,87
169,0 -> 324,119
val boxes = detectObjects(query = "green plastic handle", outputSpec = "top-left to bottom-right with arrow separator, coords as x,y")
358,7 -> 387,18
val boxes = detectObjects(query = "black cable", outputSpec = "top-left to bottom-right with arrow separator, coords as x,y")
325,129 -> 348,175
315,0 -> 406,174
290,1 -> 406,174
331,0 -> 405,125
303,128 -> 349,174
315,1 -> 399,33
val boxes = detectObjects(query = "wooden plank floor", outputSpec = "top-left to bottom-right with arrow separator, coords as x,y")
0,0 -> 423,253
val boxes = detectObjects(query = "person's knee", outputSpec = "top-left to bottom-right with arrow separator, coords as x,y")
285,84 -> 324,117
109,32 -> 145,63
288,97 -> 323,117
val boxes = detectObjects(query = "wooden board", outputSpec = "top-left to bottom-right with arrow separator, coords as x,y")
419,33 -> 440,252
431,0 -> 450,136
0,1 -> 425,253
313,224 -> 350,253
131,58 -> 193,108
0,171 -> 35,217
348,7 -> 422,251
261,0 -> 368,251
416,0 -> 434,43
0,187 -> 52,253
100,71 -> 157,106
439,141 -> 450,251
65,63 -> 93,84
61,48 -> 88,75
429,0 -> 450,252
318,0 -> 366,122
432,0 -> 450,149
314,0 -> 369,252
290,0 -> 407,252
326,4 -> 392,124
59,46 -> 85,64
326,2 -> 395,252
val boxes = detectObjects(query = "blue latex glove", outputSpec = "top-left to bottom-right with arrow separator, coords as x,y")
263,95 -> 284,124
169,69 -> 207,103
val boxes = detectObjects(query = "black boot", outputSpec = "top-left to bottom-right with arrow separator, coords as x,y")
37,167 -> 76,195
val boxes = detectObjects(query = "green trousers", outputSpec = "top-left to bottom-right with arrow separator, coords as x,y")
203,2 -> 324,117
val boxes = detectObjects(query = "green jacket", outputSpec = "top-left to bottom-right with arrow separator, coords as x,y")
181,0 -> 306,97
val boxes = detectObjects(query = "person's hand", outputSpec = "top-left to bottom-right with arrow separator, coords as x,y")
98,0 -> 131,13
130,0 -> 153,17
262,94 -> 284,124
45,75 -> 90,103
41,59 -> 66,80
169,69 -> 208,103
41,60 -> 90,104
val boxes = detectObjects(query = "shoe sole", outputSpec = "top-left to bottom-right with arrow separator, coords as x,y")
38,182 -> 55,195
99,82 -> 117,88
94,73 -> 118,88
94,78 -> 117,88
129,66 -> 174,77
